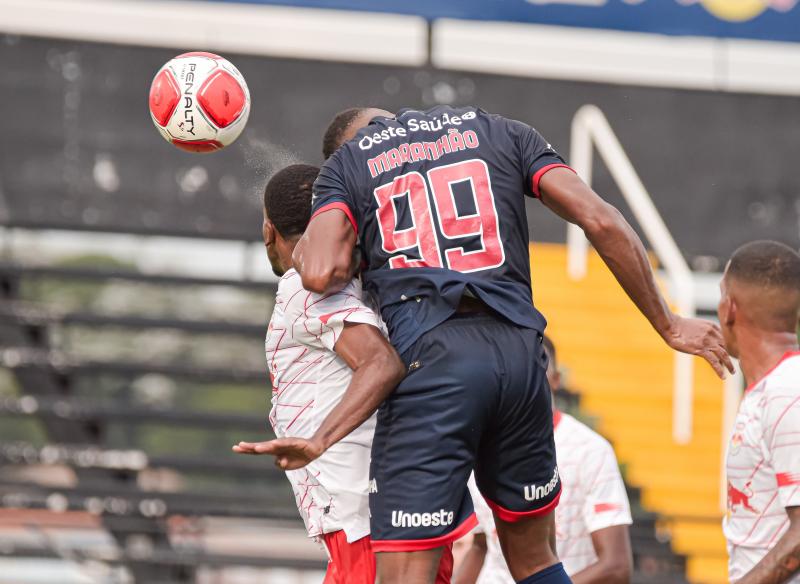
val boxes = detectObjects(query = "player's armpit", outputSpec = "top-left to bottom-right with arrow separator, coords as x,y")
734,507 -> 800,584
538,168 -> 733,378
311,322 -> 405,453
293,208 -> 357,295
570,525 -> 633,584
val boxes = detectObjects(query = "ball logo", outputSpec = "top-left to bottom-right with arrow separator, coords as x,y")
524,467 -> 560,502
178,63 -> 197,136
148,52 -> 250,153
391,509 -> 454,528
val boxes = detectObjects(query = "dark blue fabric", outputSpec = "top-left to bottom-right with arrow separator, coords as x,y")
313,106 -> 561,355
517,563 -> 572,584
369,315 -> 559,543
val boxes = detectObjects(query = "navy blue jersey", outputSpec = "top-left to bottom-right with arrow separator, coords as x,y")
311,106 -> 571,354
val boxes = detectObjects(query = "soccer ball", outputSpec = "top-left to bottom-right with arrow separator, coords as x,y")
148,52 -> 250,153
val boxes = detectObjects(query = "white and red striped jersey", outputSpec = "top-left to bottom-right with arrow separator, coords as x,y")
724,351 -> 800,583
469,411 -> 632,582
266,269 -> 385,543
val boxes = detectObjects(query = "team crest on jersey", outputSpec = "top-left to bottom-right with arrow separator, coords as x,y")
727,480 -> 758,514
729,422 -> 745,454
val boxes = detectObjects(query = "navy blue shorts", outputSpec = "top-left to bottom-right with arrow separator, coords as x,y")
368,314 -> 561,552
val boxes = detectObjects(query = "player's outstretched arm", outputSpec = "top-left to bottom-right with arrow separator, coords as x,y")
733,507 -> 800,584
293,209 -> 357,295
538,167 -> 734,378
233,322 -> 404,470
570,525 -> 632,584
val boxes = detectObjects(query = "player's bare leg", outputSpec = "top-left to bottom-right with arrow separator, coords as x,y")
376,548 -> 443,584
494,511 -> 566,581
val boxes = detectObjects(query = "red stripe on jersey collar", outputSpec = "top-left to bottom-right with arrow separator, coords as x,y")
745,350 -> 800,394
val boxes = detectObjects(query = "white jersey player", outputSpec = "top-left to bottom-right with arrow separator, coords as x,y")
266,270 -> 382,543
718,241 -> 800,584
455,336 -> 633,584
233,164 -> 405,584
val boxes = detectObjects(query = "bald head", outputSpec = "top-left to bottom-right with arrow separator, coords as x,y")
719,241 -> 800,357
322,107 -> 394,159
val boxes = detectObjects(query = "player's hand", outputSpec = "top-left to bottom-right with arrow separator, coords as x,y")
232,438 -> 325,470
664,315 -> 735,378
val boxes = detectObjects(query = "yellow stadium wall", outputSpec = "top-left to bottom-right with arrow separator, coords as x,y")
530,242 -> 729,584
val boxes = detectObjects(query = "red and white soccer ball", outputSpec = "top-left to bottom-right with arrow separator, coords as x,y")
148,52 -> 250,153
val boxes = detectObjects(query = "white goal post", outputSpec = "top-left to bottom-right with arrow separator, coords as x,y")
567,104 -> 696,445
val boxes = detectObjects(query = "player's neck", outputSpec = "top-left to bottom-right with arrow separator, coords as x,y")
279,240 -> 301,273
737,329 -> 799,387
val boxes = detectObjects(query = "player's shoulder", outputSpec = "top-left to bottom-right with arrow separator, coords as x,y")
273,270 -> 312,326
771,351 -> 800,378
558,413 -> 617,457
279,273 -> 372,324
762,351 -> 800,393
336,276 -> 368,301
276,268 -> 304,297
280,269 -> 365,301
756,351 -> 800,407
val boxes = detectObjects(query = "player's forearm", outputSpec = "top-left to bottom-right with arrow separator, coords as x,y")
735,522 -> 800,584
451,540 -> 486,584
540,168 -> 731,377
582,204 -> 677,341
310,352 -> 405,453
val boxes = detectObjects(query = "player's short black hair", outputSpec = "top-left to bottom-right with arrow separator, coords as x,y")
727,240 -> 800,290
542,334 -> 557,366
322,107 -> 367,159
263,164 -> 320,238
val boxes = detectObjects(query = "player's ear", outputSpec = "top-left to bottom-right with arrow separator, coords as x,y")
725,297 -> 737,327
263,217 -> 275,246
717,278 -> 733,326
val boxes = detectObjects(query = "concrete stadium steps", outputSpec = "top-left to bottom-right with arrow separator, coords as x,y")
530,243 -> 728,584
